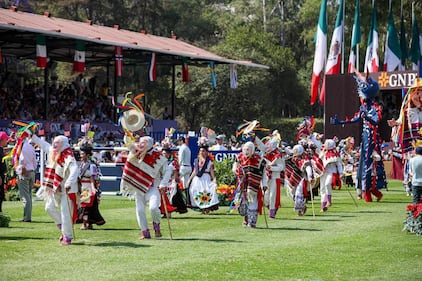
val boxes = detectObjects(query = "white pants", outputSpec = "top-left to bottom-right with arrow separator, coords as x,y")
179,166 -> 192,189
319,173 -> 333,203
45,191 -> 73,239
264,178 -> 280,209
134,186 -> 161,231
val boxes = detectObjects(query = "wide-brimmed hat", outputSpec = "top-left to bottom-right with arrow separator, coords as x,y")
121,109 -> 145,132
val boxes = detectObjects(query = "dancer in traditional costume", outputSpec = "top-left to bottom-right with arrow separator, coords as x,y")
78,146 -> 105,230
319,139 -> 343,212
31,133 -> 79,245
286,144 -> 315,216
187,139 -> 219,214
160,147 -> 187,217
256,131 -> 285,219
120,136 -> 171,239
232,141 -> 268,227
331,68 -> 387,202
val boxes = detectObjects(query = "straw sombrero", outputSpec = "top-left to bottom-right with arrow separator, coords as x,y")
120,109 -> 145,132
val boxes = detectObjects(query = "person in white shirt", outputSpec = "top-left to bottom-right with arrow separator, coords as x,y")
16,138 -> 38,222
210,135 -> 227,151
176,136 -> 192,205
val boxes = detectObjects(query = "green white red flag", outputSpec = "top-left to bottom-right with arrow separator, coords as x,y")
364,0 -> 379,73
310,0 -> 327,106
319,0 -> 344,105
383,6 -> 401,72
348,0 -> 361,73
36,35 -> 47,68
73,40 -> 85,72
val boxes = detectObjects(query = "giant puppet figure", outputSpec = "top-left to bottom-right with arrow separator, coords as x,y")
388,78 -> 422,153
330,70 -> 387,202
388,78 -> 422,195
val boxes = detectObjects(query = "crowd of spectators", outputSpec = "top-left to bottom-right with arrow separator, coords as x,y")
0,74 -> 114,123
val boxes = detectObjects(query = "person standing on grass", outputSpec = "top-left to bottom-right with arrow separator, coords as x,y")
255,133 -> 285,219
0,131 -> 10,213
31,133 -> 79,246
187,141 -> 219,214
176,136 -> 192,206
232,141 -> 268,228
319,139 -> 343,212
78,146 -> 105,230
408,145 -> 422,204
16,137 -> 37,222
160,147 -> 187,217
120,136 -> 172,239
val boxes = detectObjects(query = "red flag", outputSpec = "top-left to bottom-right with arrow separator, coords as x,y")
115,46 -> 123,77
182,58 -> 189,82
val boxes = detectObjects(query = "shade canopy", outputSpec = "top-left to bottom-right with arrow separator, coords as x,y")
0,7 -> 269,69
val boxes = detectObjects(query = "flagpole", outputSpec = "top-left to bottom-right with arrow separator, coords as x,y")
341,0 -> 345,74
356,43 -> 359,72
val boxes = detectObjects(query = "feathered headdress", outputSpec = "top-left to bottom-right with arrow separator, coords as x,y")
9,121 -> 37,168
235,120 -> 269,139
296,116 -> 315,141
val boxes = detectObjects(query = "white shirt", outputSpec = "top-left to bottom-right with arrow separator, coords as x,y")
178,143 -> 191,167
17,139 -> 37,174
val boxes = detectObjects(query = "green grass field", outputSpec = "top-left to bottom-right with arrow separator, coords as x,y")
1,180 -> 421,281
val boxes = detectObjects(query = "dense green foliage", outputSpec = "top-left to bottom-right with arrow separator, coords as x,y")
2,0 -> 422,134
214,157 -> 236,186
1,180 -> 421,280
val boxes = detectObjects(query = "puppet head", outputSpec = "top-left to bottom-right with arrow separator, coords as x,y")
408,78 -> 422,108
354,75 -> 379,101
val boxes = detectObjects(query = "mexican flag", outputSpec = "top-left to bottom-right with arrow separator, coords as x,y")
348,0 -> 361,73
73,40 -> 85,72
36,35 -> 47,68
310,0 -> 327,106
383,7 -> 401,72
364,0 -> 379,73
320,0 -> 344,105
409,9 -> 421,72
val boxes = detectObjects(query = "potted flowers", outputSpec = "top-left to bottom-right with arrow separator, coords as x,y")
403,203 -> 422,236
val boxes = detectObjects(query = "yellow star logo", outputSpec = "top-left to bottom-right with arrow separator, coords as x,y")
378,72 -> 389,88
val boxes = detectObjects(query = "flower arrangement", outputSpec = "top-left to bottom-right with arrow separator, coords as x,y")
403,203 -> 422,236
214,158 -> 237,206
5,177 -> 19,201
216,184 -> 236,206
